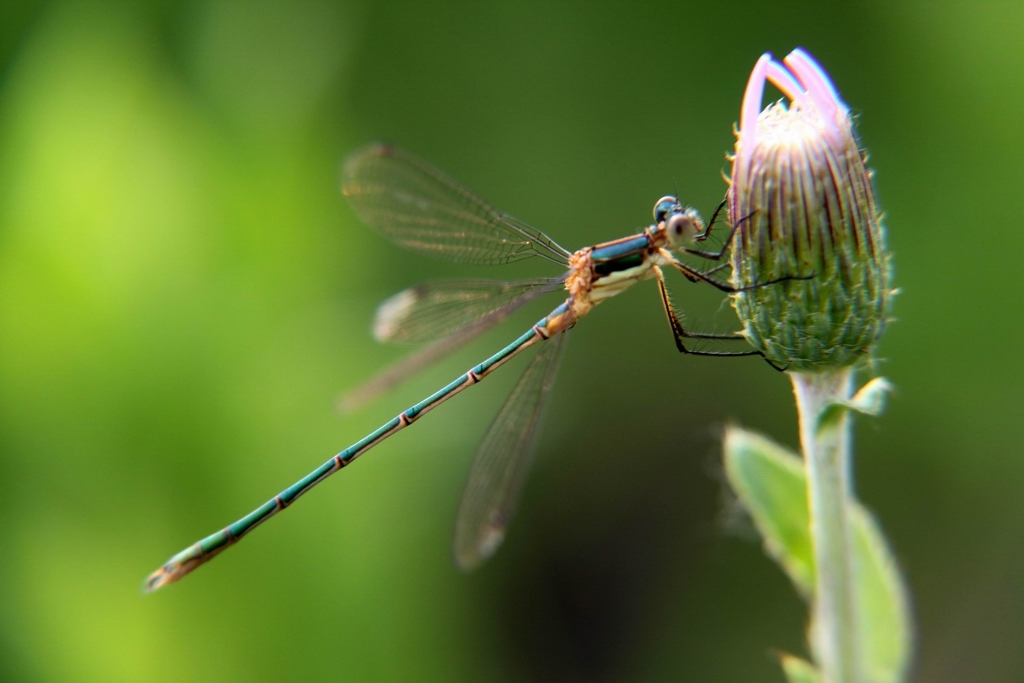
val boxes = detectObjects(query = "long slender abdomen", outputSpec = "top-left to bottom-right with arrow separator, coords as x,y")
143,302 -> 572,592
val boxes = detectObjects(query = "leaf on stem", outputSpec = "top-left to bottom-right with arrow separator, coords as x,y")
723,427 -> 815,597
723,425 -> 912,683
817,377 -> 893,433
779,653 -> 823,683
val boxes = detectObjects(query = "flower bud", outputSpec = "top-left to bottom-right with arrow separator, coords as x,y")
728,49 -> 891,372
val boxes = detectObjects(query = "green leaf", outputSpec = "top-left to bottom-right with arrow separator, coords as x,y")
723,426 -> 815,598
848,377 -> 894,416
852,506 -> 913,683
818,377 -> 893,433
723,425 -> 913,683
779,654 -> 822,683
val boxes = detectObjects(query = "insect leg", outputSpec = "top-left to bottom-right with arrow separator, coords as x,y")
652,267 -> 760,356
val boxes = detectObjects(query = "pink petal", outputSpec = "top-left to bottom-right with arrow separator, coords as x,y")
766,60 -> 807,107
738,53 -> 771,167
784,48 -> 847,120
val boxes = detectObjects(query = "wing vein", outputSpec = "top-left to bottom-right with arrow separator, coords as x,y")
343,144 -> 572,266
453,330 -> 569,570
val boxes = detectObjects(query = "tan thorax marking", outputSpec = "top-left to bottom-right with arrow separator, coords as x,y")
565,244 -> 674,319
566,248 -> 595,320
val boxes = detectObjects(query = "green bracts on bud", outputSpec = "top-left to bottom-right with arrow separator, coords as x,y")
728,53 -> 891,372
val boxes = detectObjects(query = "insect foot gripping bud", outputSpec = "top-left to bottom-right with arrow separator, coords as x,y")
728,49 -> 891,372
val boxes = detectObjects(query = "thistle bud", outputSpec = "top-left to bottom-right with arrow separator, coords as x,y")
728,49 -> 891,372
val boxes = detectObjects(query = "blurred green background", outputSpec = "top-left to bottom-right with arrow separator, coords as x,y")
0,1 -> 1020,681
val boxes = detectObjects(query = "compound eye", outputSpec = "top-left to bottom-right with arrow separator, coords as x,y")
653,195 -> 678,224
667,212 -> 695,240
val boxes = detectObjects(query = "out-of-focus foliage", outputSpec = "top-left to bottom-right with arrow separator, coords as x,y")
0,1 -> 1021,681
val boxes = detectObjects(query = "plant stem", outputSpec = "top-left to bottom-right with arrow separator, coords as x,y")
791,368 -> 861,683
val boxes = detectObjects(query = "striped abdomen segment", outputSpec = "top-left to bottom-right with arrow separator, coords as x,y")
143,302 -> 572,592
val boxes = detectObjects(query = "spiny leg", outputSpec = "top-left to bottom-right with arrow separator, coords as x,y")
693,197 -> 728,241
660,249 -> 810,294
681,206 -> 812,289
652,266 -> 760,357
663,249 -> 815,294
652,267 -> 789,370
677,259 -> 728,284
700,262 -> 730,279
686,205 -> 756,261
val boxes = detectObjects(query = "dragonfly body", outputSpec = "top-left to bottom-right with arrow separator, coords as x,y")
568,228 -> 679,316
145,144 -> 764,592
146,302 -> 573,590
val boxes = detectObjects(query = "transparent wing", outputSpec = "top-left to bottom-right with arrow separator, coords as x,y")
453,330 -> 568,570
374,278 -> 563,344
342,143 -> 572,266
338,278 -> 565,414
337,328 -> 486,415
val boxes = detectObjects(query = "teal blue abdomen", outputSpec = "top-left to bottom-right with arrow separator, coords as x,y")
591,234 -> 650,276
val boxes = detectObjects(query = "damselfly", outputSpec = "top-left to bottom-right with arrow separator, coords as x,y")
145,143 -> 781,592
